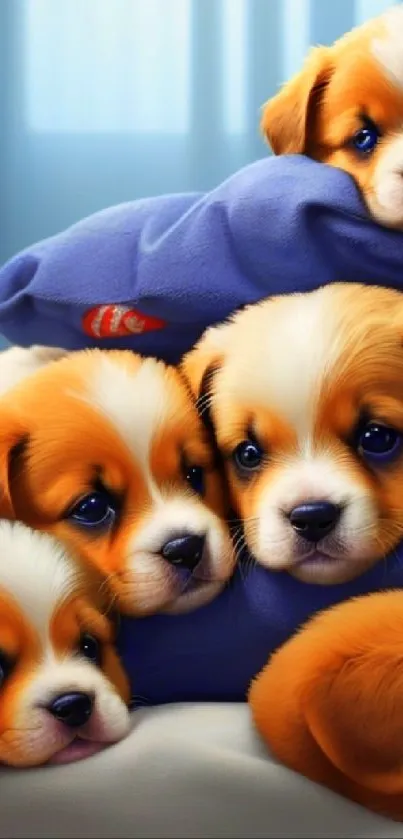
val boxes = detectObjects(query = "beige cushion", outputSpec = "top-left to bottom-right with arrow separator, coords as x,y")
1,703 -> 401,839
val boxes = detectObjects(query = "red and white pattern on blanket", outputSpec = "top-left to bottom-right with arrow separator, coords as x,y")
82,304 -> 166,338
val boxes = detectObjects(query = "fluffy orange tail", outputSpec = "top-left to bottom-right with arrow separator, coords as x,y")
249,591 -> 403,821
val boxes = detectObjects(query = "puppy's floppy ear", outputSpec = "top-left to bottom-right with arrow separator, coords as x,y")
0,410 -> 28,518
305,653 -> 403,796
261,46 -> 333,155
250,596 -> 403,803
181,324 -> 230,430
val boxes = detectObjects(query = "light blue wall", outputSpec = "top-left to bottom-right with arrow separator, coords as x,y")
0,0 -> 400,348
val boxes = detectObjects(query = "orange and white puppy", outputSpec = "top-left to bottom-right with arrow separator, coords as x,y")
261,5 -> 403,227
0,344 -> 67,397
249,590 -> 403,822
183,282 -> 403,586
0,520 -> 130,768
0,349 -> 233,616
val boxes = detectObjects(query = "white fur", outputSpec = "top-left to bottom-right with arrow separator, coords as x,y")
123,495 -> 232,615
11,654 -> 130,767
255,454 -> 377,580
24,656 -> 129,741
0,345 -> 67,397
11,349 -> 233,616
0,521 -> 130,766
130,494 -> 226,560
88,354 -> 172,504
86,353 -> 233,612
216,290 -> 384,584
90,355 -> 169,470
0,522 -> 80,642
229,291 -> 343,446
372,6 -> 403,89
371,134 -> 403,226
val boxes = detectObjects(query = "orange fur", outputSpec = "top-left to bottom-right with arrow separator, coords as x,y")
183,283 -> 403,585
0,591 -> 130,765
261,46 -> 333,155
261,8 -> 403,227
0,348 -> 233,616
0,522 -> 130,767
249,590 -> 403,821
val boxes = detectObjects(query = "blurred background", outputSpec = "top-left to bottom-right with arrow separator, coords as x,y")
0,0 -> 400,267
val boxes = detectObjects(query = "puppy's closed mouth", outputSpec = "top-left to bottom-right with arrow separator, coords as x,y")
174,566 -> 206,589
47,737 -> 107,766
297,550 -> 339,567
291,547 -> 372,586
171,552 -> 214,589
165,565 -> 227,614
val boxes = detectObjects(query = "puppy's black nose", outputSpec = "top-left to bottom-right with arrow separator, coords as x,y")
288,502 -> 341,543
161,534 -> 205,571
48,692 -> 94,728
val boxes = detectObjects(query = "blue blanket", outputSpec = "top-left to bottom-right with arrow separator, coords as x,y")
2,153 -> 403,704
2,155 -> 403,362
118,556 -> 403,705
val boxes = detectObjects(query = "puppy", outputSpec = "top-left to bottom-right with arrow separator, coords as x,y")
261,6 -> 403,228
0,344 -> 67,397
249,590 -> 403,821
0,519 -> 130,768
183,282 -> 403,586
0,349 -> 233,616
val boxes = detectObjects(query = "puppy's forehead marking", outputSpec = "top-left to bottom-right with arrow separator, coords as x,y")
89,356 -> 171,469
372,7 -> 403,89
0,522 -> 80,642
231,291 -> 341,441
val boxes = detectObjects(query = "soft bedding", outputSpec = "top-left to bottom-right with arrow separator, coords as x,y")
1,704 -> 401,839
3,155 -> 403,834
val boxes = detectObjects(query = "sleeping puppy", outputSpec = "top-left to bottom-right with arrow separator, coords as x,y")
0,520 -> 130,767
183,282 -> 403,586
249,590 -> 403,822
261,5 -> 403,228
0,349 -> 233,616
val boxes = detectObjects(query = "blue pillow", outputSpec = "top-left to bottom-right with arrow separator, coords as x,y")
3,153 -> 403,704
1,154 -> 403,362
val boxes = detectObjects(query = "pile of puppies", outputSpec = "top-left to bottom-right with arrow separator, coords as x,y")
0,3 -> 403,822
0,345 -> 235,766
3,277 -> 403,786
250,5 -> 403,822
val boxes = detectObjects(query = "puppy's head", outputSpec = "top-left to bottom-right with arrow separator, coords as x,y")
261,7 -> 403,227
183,283 -> 403,586
0,520 -> 130,768
0,349 -> 233,616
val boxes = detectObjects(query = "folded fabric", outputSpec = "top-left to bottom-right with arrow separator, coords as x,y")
119,549 -> 403,705
2,704 -> 399,839
1,154 -> 403,362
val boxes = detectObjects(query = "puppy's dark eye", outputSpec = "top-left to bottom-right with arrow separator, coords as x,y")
0,651 -> 13,688
185,465 -> 205,496
356,422 -> 402,465
66,490 -> 117,530
352,120 -> 379,155
233,440 -> 263,473
78,633 -> 102,668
